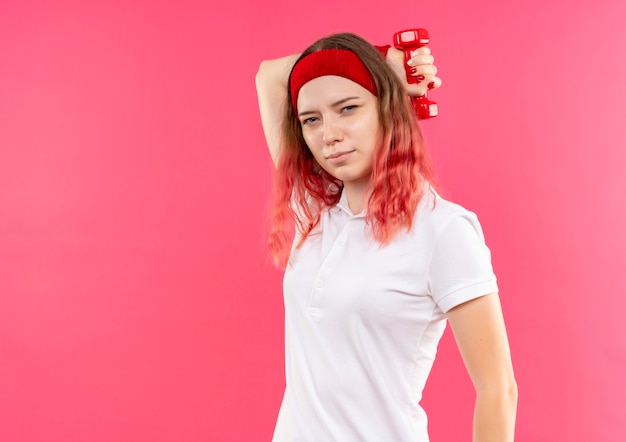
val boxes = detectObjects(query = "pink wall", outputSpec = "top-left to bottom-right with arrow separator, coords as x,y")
1,1 -> 624,440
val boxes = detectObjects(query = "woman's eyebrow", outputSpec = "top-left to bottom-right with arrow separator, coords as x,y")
298,96 -> 361,117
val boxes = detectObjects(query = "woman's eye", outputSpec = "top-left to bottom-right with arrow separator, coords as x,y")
342,105 -> 357,113
302,117 -> 318,125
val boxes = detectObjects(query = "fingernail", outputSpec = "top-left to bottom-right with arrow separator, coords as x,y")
416,75 -> 425,81
407,59 -> 414,66
427,81 -> 435,90
410,67 -> 418,75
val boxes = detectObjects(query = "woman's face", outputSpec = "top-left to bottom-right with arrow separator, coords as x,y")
296,75 -> 381,190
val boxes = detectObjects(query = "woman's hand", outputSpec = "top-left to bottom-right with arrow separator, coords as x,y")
386,46 -> 442,97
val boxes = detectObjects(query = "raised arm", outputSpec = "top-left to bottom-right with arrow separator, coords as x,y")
255,54 -> 300,166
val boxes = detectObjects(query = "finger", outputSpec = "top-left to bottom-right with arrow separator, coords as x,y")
408,54 -> 434,67
409,64 -> 438,77
427,76 -> 443,90
406,75 -> 443,97
410,46 -> 431,56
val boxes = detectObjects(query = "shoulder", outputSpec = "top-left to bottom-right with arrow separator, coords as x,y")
414,186 -> 486,241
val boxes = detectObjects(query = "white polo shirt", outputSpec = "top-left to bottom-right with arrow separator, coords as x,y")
273,187 -> 498,442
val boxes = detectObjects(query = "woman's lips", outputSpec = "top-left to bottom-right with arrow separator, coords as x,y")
326,150 -> 354,164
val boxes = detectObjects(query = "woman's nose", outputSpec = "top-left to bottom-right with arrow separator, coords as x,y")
322,118 -> 343,145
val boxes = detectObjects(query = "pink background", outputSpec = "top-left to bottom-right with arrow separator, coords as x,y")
1,0 -> 625,440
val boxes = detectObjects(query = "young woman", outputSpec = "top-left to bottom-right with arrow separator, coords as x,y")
255,32 -> 517,441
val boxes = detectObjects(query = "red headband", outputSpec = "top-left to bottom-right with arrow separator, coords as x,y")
289,48 -> 378,111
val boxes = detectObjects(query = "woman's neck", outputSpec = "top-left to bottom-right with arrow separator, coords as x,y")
343,180 -> 370,215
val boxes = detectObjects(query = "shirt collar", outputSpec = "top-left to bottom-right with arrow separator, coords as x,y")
334,187 -> 366,218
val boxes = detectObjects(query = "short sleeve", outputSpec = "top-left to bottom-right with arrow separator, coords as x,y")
428,213 -> 498,313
